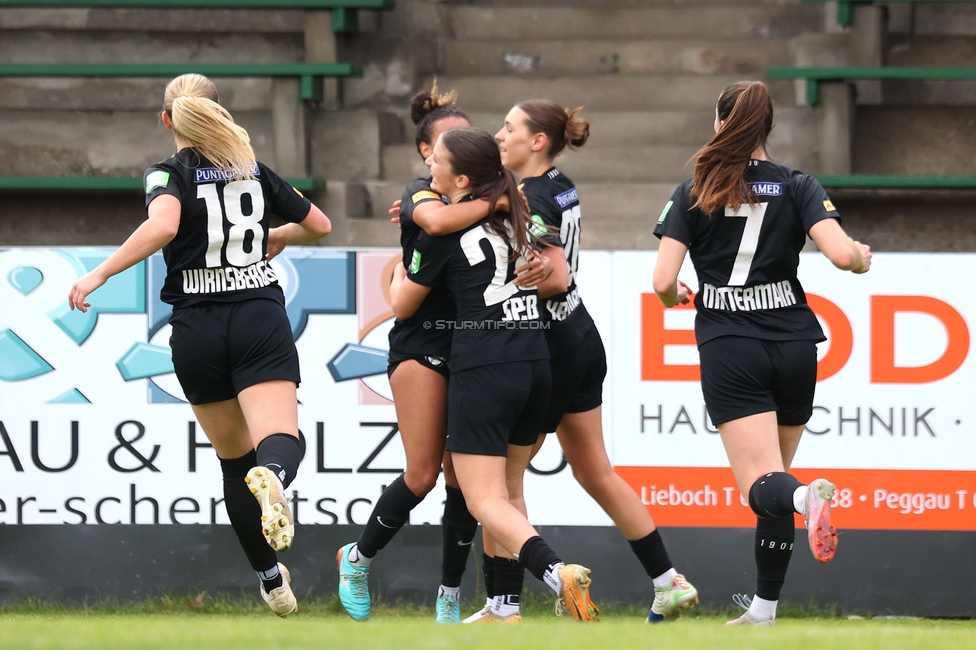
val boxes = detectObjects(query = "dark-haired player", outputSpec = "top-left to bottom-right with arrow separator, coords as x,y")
68,73 -> 332,617
391,126 -> 598,623
336,84 -> 547,624
653,80 -> 871,626
479,100 -> 698,623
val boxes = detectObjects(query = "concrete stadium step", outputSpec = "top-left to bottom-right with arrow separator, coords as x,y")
465,110 -> 717,148
446,4 -> 824,41
915,4 -> 976,36
887,35 -> 976,67
442,38 -> 790,77
0,8 -> 305,32
0,32 -> 303,65
425,75 -> 794,112
383,141 -> 697,184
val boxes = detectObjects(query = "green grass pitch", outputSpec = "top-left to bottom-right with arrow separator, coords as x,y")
1,599 -> 975,650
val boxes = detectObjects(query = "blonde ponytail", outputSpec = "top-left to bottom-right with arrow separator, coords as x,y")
163,74 -> 257,180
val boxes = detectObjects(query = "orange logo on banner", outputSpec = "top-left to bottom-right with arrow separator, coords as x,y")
871,296 -> 970,384
640,292 -> 698,381
640,293 -> 970,384
615,466 -> 976,531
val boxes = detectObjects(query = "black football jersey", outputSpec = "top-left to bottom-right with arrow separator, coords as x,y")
408,203 -> 549,372
144,148 -> 311,308
654,159 -> 836,345
521,167 -> 595,356
387,178 -> 456,359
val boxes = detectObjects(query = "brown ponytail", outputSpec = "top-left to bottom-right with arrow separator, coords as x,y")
517,99 -> 589,158
440,127 -> 537,255
690,80 -> 773,216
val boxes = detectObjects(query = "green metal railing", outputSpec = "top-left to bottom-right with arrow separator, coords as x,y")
0,63 -> 362,101
0,176 -> 326,192
766,66 -> 976,104
815,175 -> 976,189
803,1 -> 975,27
0,1 -> 394,33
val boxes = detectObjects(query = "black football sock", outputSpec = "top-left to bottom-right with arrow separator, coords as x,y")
748,472 -> 804,518
755,514 -> 796,601
219,450 -> 280,590
628,529 -> 674,579
255,433 -> 304,489
492,557 -> 524,612
356,474 -> 424,558
518,536 -> 563,592
441,486 -> 478,588
482,553 -> 496,599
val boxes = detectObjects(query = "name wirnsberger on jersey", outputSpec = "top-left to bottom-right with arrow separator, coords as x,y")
546,287 -> 581,321
182,260 -> 278,294
701,280 -> 797,312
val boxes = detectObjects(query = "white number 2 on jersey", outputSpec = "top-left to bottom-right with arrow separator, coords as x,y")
724,202 -> 767,286
197,180 -> 266,268
460,227 -> 525,306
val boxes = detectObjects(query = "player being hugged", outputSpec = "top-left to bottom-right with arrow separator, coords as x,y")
390,126 -> 598,623
652,81 -> 871,626
67,73 -> 332,617
336,84 -> 519,624
477,100 -> 698,623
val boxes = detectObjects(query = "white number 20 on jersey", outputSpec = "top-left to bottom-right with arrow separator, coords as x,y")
197,180 -> 266,268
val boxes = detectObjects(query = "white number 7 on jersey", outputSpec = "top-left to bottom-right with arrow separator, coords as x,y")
724,202 -> 767,286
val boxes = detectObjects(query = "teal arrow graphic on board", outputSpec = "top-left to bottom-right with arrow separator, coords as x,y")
327,343 -> 388,382
116,342 -> 174,381
0,329 -> 54,381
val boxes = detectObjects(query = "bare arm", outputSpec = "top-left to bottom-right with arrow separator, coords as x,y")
413,194 -> 509,236
390,263 -> 433,320
652,236 -> 693,308
68,194 -> 181,312
808,218 -> 872,273
267,204 -> 332,259
531,246 -> 570,299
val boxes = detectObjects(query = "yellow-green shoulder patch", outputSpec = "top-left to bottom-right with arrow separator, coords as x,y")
823,199 -> 836,212
408,249 -> 422,274
145,170 -> 170,193
293,187 -> 305,198
529,214 -> 548,241
657,200 -> 674,224
412,190 -> 441,204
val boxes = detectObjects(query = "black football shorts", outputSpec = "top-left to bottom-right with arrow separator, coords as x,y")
446,359 -> 551,456
169,298 -> 301,405
699,336 -> 817,427
540,324 -> 606,433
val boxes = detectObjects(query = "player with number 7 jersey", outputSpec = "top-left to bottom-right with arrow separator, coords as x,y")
653,81 -> 871,627
67,74 -> 331,619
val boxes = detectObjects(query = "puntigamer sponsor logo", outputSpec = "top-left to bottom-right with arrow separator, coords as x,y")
748,182 -> 783,197
554,187 -> 579,208
194,163 -> 260,184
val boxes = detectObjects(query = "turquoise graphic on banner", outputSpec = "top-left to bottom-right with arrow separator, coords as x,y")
328,343 -> 389,382
0,329 -> 55,381
8,266 -> 43,296
47,388 -> 91,404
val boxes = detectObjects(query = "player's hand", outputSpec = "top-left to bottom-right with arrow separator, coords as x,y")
514,251 -> 551,287
388,199 -> 402,216
675,279 -> 693,305
266,229 -> 287,261
853,242 -> 872,274
494,193 -> 510,213
68,269 -> 107,313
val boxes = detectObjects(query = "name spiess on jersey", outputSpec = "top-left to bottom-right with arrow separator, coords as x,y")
701,280 -> 797,312
502,294 -> 539,322
545,287 -> 581,321
182,260 -> 278,295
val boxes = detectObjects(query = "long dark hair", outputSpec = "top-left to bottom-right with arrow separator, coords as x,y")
691,80 -> 773,215
517,99 -> 589,158
439,127 -> 536,254
410,81 -> 469,156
